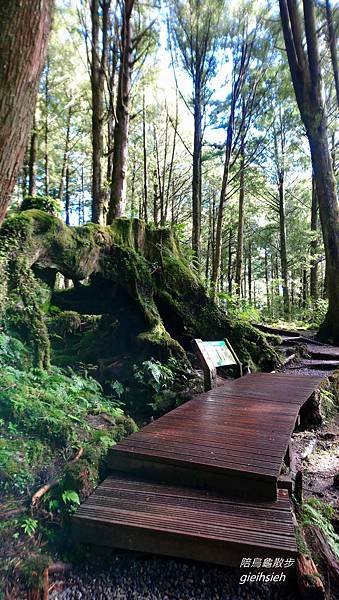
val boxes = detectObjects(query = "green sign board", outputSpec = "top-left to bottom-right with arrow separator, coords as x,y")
201,340 -> 236,367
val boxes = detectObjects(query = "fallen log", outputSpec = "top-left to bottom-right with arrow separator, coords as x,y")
296,554 -> 325,600
305,525 -> 339,598
31,448 -> 83,508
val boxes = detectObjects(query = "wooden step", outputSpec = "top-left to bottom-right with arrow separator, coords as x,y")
107,373 -> 324,501
72,475 -> 298,568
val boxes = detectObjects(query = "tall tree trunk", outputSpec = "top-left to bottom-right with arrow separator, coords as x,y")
0,0 -> 53,224
153,169 -> 159,226
28,113 -> 38,196
310,177 -> 319,301
235,142 -> 245,295
142,94 -> 148,222
278,171 -> 290,317
0,0 -> 53,223
248,241 -> 252,303
65,163 -> 70,226
325,0 -> 339,106
192,78 -> 202,265
227,228 -> 233,294
107,0 -> 134,222
21,153 -> 29,200
264,249 -> 270,311
107,39 -> 117,203
90,0 -> 109,224
279,0 -> 339,342
57,106 -> 72,202
44,60 -> 50,197
212,107 -> 234,296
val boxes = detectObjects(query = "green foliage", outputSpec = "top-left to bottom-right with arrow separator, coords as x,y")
20,517 -> 39,537
20,195 -> 62,215
218,291 -> 262,322
300,300 -> 329,329
61,489 -> 80,513
0,333 -> 30,368
302,498 -> 339,558
133,359 -> 175,393
0,332 -> 136,495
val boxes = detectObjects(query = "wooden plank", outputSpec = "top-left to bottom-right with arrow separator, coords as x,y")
108,374 -> 324,495
72,476 -> 297,567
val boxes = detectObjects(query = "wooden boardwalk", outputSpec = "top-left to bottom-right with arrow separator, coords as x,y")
73,477 -> 297,567
73,372 -> 324,566
107,373 -> 323,500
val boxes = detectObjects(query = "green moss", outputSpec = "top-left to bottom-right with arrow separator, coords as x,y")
48,311 -> 82,337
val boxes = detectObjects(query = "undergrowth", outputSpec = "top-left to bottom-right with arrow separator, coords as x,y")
0,332 -> 136,593
302,498 -> 339,558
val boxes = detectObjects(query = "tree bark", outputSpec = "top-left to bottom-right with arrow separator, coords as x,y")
0,0 -> 54,224
278,171 -> 290,317
325,0 -> 339,107
279,0 -> 339,342
44,59 -> 50,197
192,78 -> 202,265
28,113 -> 38,197
90,0 -> 110,224
142,94 -> 148,222
248,242 -> 252,303
235,142 -> 245,295
57,106 -> 72,202
264,249 -> 270,311
107,0 -> 134,222
65,163 -> 70,226
310,176 -> 319,301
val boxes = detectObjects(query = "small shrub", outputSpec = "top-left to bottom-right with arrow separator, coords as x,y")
20,195 -> 62,215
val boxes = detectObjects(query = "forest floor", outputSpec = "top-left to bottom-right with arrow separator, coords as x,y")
45,334 -> 339,600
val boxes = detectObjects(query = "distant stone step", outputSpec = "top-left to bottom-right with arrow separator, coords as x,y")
289,359 -> 339,371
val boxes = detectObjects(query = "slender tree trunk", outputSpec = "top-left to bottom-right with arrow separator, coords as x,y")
212,89 -> 237,296
44,60 -> 50,197
57,106 -> 72,201
248,242 -> 252,303
21,153 -> 28,200
160,114 -> 169,226
165,97 -> 178,224
0,0 -> 53,224
153,169 -> 159,226
227,228 -> 233,294
302,269 -> 308,309
206,204 -> 212,285
310,176 -> 319,301
264,249 -> 270,311
90,0 -> 109,224
235,142 -> 245,295
325,0 -> 339,106
65,163 -> 70,226
278,171 -> 290,317
28,113 -> 37,196
130,155 -> 136,218
107,38 -> 117,201
107,0 -> 134,222
192,78 -> 202,265
142,94 -> 148,222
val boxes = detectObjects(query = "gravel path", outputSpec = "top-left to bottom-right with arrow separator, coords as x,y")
49,554 -> 298,600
